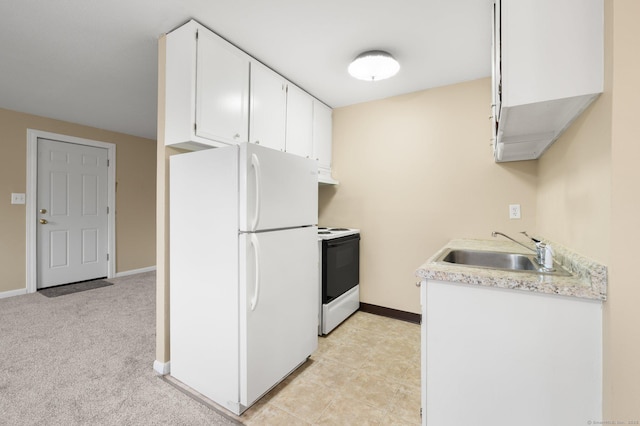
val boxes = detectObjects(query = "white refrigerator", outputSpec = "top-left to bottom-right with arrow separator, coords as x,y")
169,143 -> 318,415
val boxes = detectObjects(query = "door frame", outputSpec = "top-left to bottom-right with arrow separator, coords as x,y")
26,129 -> 116,293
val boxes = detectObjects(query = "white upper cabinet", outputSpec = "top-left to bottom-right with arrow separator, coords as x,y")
285,84 -> 314,159
492,0 -> 603,162
249,61 -> 287,151
165,20 -> 250,150
313,100 -> 332,174
196,29 -> 250,145
163,20 -> 336,183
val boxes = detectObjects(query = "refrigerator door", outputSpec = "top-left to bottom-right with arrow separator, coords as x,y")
239,142 -> 318,232
239,226 -> 318,407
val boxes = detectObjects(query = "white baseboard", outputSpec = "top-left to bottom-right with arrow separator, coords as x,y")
0,288 -> 27,299
114,266 -> 156,278
154,360 -> 171,375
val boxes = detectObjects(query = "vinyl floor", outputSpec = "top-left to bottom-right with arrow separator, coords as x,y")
240,311 -> 421,425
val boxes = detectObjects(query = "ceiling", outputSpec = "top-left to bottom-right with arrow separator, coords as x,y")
0,0 -> 493,140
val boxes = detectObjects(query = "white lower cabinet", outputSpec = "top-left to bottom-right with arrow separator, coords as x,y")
421,280 -> 602,426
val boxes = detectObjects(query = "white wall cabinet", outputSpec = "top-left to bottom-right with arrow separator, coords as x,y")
164,19 -> 336,183
285,84 -> 314,159
165,20 -> 250,150
421,279 -> 602,426
313,100 -> 332,175
249,61 -> 287,152
492,0 -> 603,162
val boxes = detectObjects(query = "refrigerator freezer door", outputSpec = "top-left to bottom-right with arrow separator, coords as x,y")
239,143 -> 318,232
239,226 -> 318,407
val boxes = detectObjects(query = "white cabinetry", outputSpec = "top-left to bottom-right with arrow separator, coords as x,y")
313,100 -> 332,177
420,279 -> 602,426
492,0 -> 603,162
165,20 -> 250,150
285,84 -> 314,159
249,61 -> 287,151
164,19 -> 336,183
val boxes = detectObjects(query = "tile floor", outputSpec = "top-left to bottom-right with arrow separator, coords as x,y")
240,311 -> 421,425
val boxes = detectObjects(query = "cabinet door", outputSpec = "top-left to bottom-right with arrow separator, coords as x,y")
312,100 -> 332,172
196,29 -> 250,145
285,84 -> 313,158
249,62 -> 286,151
491,0 -> 501,124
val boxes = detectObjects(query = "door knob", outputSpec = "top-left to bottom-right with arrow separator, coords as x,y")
39,219 -> 48,224
39,208 -> 47,214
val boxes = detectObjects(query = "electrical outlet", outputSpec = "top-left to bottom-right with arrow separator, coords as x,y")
11,193 -> 25,205
509,204 -> 521,219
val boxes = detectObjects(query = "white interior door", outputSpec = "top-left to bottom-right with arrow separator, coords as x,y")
239,226 -> 318,407
37,138 -> 109,289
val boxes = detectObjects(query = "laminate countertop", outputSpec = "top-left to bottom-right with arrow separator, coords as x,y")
416,238 -> 607,301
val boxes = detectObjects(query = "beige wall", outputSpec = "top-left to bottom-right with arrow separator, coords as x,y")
319,78 -> 538,314
606,0 -> 640,419
156,34 -> 170,364
0,107 -> 156,294
535,0 -> 640,418
536,93 -> 611,263
536,0 -> 613,265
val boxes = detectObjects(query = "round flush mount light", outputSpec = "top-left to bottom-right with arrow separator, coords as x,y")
348,50 -> 400,81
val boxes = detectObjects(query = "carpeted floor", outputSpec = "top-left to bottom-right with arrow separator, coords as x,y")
0,271 -> 238,425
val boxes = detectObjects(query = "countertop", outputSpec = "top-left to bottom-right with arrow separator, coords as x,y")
416,238 -> 607,301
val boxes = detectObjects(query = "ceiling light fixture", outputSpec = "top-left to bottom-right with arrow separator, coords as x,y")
348,50 -> 400,82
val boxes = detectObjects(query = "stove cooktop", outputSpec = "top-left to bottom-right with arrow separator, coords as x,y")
317,227 -> 360,240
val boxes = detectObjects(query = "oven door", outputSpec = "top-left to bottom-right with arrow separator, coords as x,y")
322,234 -> 360,304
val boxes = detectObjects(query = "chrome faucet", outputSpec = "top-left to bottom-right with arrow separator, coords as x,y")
491,231 -> 554,270
491,231 -> 536,252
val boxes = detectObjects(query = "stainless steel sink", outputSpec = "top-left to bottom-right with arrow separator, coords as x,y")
436,248 -> 571,276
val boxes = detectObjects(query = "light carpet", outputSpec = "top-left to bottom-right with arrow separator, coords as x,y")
0,271 -> 238,425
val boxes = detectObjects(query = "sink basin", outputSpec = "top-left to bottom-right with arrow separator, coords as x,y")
436,248 -> 571,276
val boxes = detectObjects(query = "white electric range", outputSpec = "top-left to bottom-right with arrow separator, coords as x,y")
317,227 -> 360,335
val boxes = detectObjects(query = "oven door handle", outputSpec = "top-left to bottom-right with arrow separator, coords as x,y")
250,233 -> 261,311
325,235 -> 360,248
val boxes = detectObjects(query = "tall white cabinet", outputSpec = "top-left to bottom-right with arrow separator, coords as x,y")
492,0 -> 603,162
164,19 -> 335,183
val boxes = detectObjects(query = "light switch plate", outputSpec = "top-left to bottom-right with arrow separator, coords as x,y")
509,204 -> 521,219
11,193 -> 26,204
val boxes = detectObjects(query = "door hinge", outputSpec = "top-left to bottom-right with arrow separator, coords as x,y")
107,206 -> 109,214
107,253 -> 110,261
107,159 -> 110,167
196,29 -> 198,40
194,122 -> 197,132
